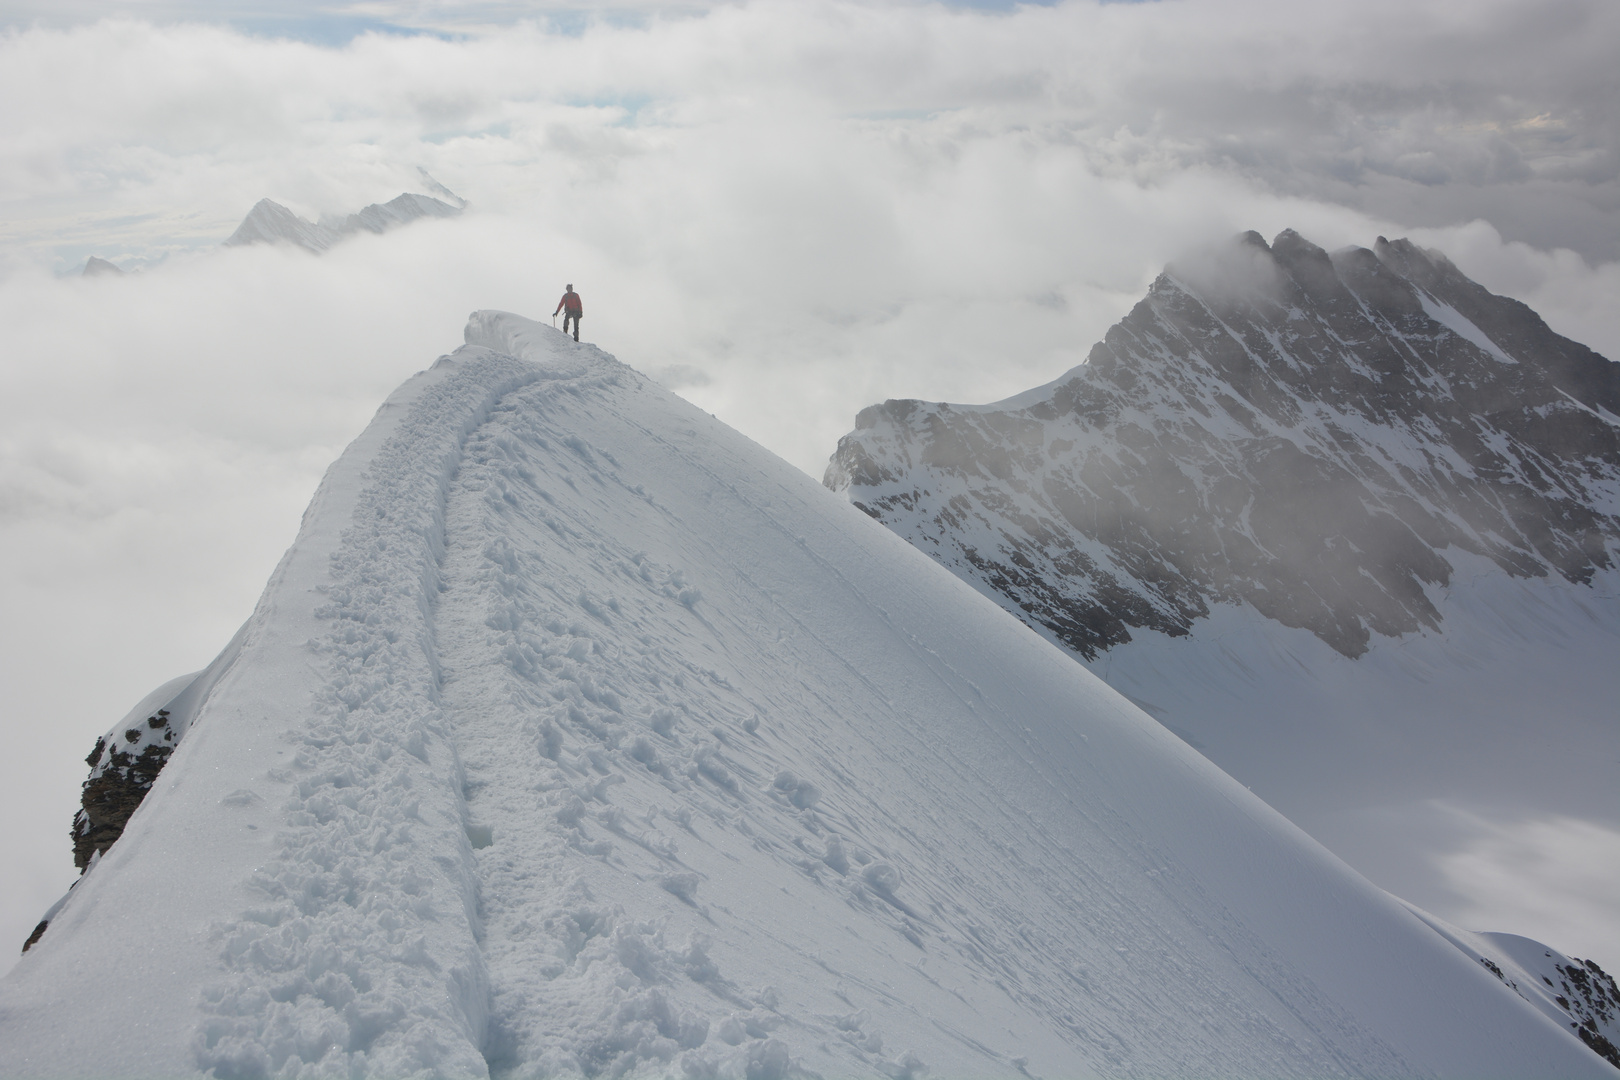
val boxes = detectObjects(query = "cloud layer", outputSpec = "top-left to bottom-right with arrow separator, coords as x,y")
1,0 -> 1617,974
1442,811 -> 1620,965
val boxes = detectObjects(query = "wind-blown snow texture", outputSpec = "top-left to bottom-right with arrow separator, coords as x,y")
1,313 -> 1611,1078
826,229 -> 1620,661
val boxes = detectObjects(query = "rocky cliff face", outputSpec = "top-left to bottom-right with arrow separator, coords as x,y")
826,230 -> 1620,658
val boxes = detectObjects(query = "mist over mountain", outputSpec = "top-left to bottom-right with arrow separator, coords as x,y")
826,229 -> 1620,971
827,229 -> 1620,661
79,255 -> 123,276
224,182 -> 464,254
6,313 -> 1615,1078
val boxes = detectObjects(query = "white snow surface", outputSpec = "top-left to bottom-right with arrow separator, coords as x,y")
0,312 -> 1611,1078
1403,908 -> 1620,1061
1414,291 -> 1518,366
1082,555 -> 1620,943
85,618 -> 250,783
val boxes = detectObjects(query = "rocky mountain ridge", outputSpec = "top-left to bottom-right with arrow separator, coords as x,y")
826,229 -> 1620,659
224,187 -> 463,253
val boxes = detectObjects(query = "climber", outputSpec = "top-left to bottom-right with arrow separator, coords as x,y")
554,284 -> 583,341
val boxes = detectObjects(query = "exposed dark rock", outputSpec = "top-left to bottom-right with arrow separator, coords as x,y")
72,707 -> 176,870
20,921 -> 47,954
1473,943 -> 1620,1071
1576,1024 -> 1620,1069
1554,958 -> 1620,1068
826,230 -> 1620,659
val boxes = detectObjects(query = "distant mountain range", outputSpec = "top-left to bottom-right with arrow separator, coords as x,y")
223,189 -> 463,254
80,173 -> 466,273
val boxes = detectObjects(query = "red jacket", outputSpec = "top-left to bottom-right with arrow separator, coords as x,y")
555,291 -> 583,316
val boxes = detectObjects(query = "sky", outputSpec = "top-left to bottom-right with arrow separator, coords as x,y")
0,0 -> 1617,978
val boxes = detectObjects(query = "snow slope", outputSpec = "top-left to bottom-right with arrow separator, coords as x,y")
825,229 -> 1620,967
1,313 -> 1611,1078
1078,552 -> 1620,956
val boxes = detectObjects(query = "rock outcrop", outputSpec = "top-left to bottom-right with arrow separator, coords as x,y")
72,707 -> 177,871
26,639 -> 241,953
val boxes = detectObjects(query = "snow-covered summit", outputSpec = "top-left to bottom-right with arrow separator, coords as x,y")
80,255 -> 124,276
224,189 -> 462,253
2,312 -> 1613,1078
827,229 -> 1620,660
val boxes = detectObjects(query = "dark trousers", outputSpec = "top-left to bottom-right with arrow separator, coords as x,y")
563,312 -> 581,340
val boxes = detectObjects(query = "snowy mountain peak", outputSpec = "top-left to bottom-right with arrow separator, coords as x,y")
828,229 -> 1620,659
4,312 -> 1615,1078
80,255 -> 123,276
224,187 -> 463,253
225,197 -> 338,251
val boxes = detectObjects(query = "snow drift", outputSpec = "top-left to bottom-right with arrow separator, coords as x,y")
1,313 -> 1611,1078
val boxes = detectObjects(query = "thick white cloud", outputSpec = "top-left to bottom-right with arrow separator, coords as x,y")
1,0 -> 1617,975
1440,811 -> 1620,966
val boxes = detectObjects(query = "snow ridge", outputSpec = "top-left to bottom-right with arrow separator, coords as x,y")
193,344 -> 545,1077
429,338 -> 1412,1079
3,312 -> 1614,1079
